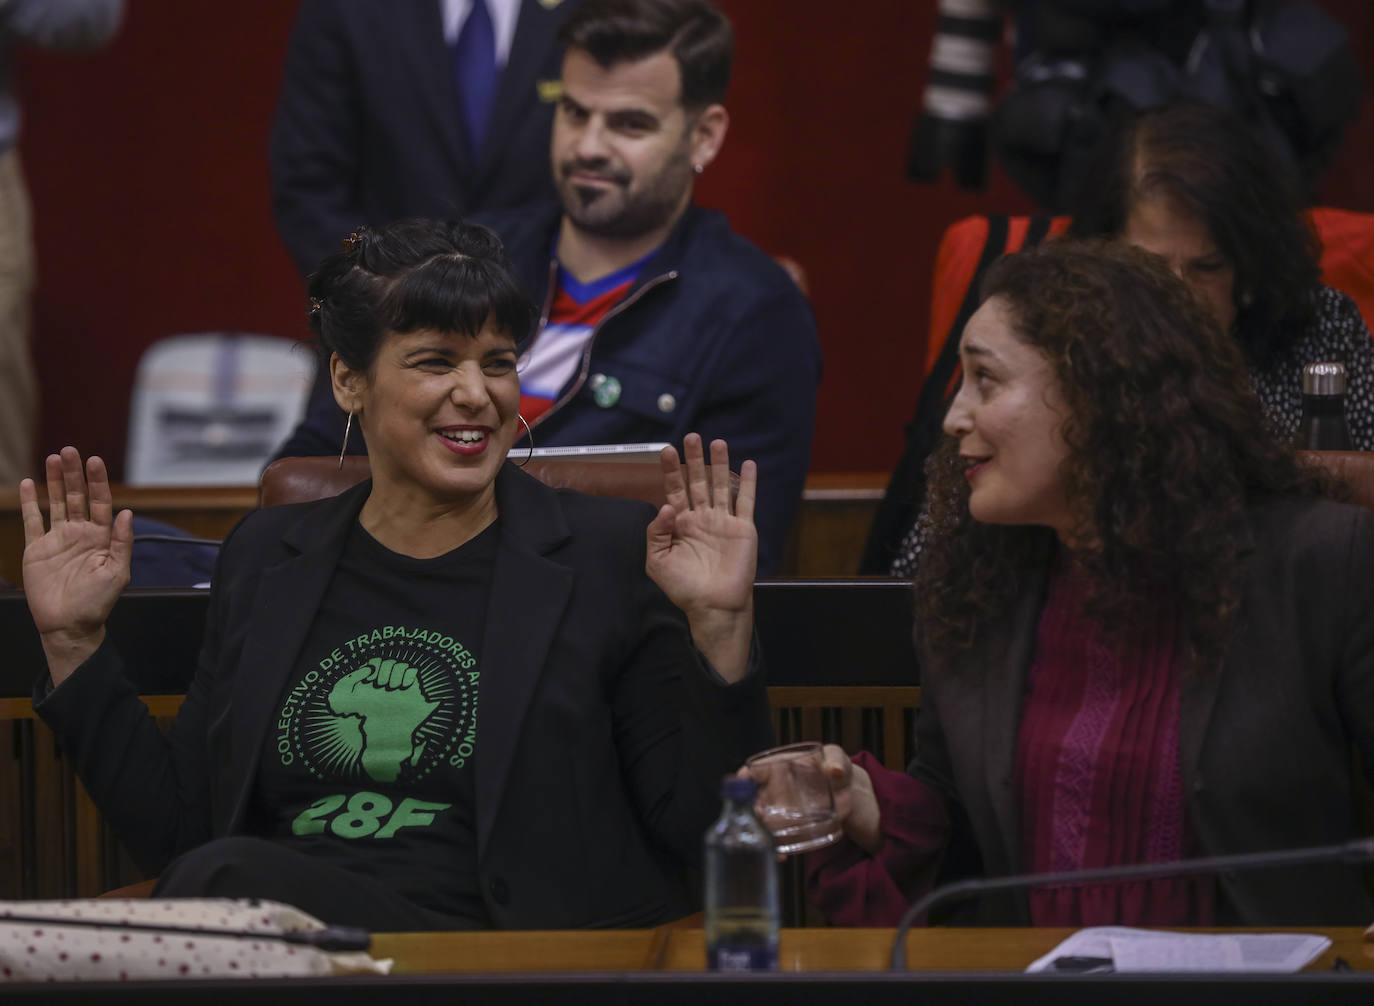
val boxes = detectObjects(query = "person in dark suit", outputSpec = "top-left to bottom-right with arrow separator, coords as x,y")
20,218 -> 770,931
270,0 -> 584,278
792,239 -> 1374,927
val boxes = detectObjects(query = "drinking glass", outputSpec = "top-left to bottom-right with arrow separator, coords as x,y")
745,742 -> 842,854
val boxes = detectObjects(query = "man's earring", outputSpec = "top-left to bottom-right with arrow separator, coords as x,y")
338,411 -> 354,470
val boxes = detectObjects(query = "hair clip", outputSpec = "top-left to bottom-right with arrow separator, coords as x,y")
309,297 -> 323,320
342,228 -> 367,253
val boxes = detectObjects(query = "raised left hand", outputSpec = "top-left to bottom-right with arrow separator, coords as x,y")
646,434 -> 757,616
646,434 -> 757,682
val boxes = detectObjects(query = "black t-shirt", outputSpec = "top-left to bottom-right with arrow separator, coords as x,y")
254,519 -> 498,923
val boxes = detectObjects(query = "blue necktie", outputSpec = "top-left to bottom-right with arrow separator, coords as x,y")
453,0 -> 498,156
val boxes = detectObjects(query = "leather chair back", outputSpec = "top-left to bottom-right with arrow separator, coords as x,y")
259,455 -> 737,510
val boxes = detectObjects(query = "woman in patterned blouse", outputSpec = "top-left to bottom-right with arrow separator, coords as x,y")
1068,100 -> 1374,450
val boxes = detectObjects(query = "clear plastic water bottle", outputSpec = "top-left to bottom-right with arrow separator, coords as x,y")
704,776 -> 779,972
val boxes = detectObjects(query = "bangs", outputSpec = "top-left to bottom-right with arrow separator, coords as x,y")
380,253 -> 537,346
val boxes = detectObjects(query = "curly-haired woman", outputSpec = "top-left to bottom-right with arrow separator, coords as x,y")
887,102 -> 1374,580
803,239 -> 1374,927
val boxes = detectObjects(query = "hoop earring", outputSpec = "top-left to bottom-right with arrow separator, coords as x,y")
515,414 -> 534,468
338,411 -> 354,471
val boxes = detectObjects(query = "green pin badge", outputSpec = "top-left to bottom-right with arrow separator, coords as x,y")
591,374 -> 621,408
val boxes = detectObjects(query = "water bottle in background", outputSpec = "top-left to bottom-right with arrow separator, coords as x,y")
1298,361 -> 1353,450
704,776 -> 779,972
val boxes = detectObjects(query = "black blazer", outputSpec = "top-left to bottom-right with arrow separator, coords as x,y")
914,495 -> 1374,924
36,465 -> 772,928
269,0 -> 580,276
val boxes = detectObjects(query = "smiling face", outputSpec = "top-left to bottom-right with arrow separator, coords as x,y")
332,324 -> 521,509
942,296 -> 1077,540
1122,191 -> 1237,336
551,47 -> 717,239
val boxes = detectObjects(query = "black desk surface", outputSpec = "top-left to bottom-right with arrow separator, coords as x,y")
4,970 -> 1374,1005
0,579 -> 917,698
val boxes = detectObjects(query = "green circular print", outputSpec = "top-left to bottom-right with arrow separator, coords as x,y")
275,626 -> 479,784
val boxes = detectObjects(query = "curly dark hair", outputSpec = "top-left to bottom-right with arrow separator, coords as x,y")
1068,102 -> 1321,369
915,238 -> 1330,671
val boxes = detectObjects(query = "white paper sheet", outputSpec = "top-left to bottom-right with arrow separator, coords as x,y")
1025,926 -> 1331,974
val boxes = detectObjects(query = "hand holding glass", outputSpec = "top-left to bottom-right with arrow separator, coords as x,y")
745,742 -> 842,854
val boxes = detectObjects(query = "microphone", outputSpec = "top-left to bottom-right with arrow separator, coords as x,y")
889,836 -> 1374,969
0,910 -> 370,952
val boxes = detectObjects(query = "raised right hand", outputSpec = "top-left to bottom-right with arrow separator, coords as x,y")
819,744 -> 883,855
20,448 -> 133,685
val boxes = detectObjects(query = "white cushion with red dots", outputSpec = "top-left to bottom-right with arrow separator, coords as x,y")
0,899 -> 391,982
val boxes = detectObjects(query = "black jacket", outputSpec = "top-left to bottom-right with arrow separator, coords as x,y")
916,496 -> 1374,924
36,465 -> 773,927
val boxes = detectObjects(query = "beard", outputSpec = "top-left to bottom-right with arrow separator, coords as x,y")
555,148 -> 694,239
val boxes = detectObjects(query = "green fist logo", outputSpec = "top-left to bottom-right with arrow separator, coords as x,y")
327,657 -> 439,783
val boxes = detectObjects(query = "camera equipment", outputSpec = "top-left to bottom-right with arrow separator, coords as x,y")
910,0 -> 1363,209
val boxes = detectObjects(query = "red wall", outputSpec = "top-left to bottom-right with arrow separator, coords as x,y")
19,0 -> 1374,479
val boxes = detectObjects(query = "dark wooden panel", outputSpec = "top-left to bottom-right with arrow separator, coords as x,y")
0,720 -> 20,898
0,579 -> 918,698
0,579 -> 921,899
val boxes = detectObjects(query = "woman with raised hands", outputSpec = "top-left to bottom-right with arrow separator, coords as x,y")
21,218 -> 771,932
802,238 -> 1374,927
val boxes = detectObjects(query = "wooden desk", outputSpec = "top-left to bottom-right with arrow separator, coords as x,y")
786,471 -> 888,576
371,926 -> 1374,975
5,928 -> 1373,1004
0,473 -> 890,582
0,484 -> 259,583
373,927 -> 666,973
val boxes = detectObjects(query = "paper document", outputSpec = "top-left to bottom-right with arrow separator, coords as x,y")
1026,926 -> 1331,974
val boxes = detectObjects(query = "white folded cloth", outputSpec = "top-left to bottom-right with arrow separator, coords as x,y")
0,898 -> 392,982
